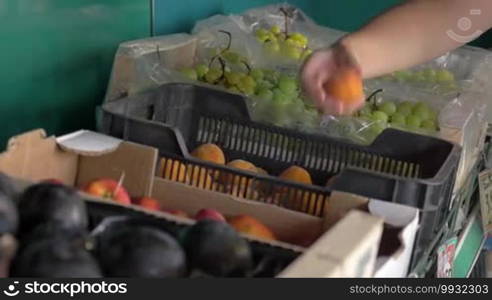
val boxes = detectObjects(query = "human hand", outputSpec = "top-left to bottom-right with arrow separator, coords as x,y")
300,42 -> 365,116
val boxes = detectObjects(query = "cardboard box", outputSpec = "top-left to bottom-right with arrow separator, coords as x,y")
0,129 -> 418,277
152,179 -> 419,277
0,129 -> 157,198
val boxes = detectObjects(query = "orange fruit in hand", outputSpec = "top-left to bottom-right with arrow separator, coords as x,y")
323,68 -> 364,116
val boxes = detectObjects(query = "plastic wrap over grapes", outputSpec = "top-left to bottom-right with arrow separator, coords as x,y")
104,3 -> 491,148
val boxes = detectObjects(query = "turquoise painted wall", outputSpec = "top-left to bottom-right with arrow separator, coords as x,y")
154,0 -> 491,46
153,0 -> 315,35
0,0 -> 150,148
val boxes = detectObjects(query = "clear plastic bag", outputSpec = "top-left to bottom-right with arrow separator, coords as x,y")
104,3 -> 490,152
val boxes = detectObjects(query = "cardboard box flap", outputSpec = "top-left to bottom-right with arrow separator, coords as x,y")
56,130 -> 122,156
369,201 -> 418,228
0,129 -> 78,184
77,140 -> 158,198
152,178 -> 323,246
327,191 -> 419,278
278,210 -> 383,278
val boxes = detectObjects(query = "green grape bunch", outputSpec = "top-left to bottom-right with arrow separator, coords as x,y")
382,68 -> 459,93
354,89 -> 440,142
254,8 -> 312,62
177,27 -> 321,132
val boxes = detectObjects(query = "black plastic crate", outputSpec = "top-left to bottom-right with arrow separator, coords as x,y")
100,83 -> 462,262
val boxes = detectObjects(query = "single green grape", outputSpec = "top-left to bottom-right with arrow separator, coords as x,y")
378,101 -> 397,116
421,119 -> 437,131
195,64 -> 209,79
288,32 -> 308,47
222,51 -> 242,64
396,102 -> 414,116
256,88 -> 274,101
281,44 -> 302,60
264,41 -> 280,54
250,69 -> 264,81
272,88 -> 288,103
278,75 -> 298,94
242,75 -> 256,89
237,83 -> 255,96
205,68 -> 223,84
423,68 -> 437,83
255,28 -> 270,43
300,49 -> 313,61
412,103 -> 431,121
225,71 -> 243,86
270,25 -> 281,35
436,70 -> 455,83
406,115 -> 422,129
371,111 -> 389,123
256,79 -> 274,90
180,68 -> 198,81
285,38 -> 304,48
390,113 -> 407,126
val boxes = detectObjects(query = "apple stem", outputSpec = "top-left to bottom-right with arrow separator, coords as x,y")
114,171 -> 126,199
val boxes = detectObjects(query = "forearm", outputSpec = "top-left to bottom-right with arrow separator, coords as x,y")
342,0 -> 492,78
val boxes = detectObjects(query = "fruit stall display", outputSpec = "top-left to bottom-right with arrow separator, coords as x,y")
100,82 -> 461,266
0,159 -> 415,278
104,4 -> 490,149
2,3 -> 489,278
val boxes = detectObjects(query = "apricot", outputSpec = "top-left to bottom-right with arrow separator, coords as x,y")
279,166 -> 312,184
191,144 -> 226,165
228,215 -> 276,241
220,160 -> 257,187
160,158 -> 189,183
276,166 -> 318,213
324,68 -> 364,115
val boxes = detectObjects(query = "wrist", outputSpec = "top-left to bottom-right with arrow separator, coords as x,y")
337,35 -> 364,77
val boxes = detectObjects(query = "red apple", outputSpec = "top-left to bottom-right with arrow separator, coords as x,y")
84,178 -> 131,205
161,209 -> 190,219
133,197 -> 161,211
195,208 -> 226,222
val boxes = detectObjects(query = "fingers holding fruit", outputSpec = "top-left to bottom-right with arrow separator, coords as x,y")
301,43 -> 365,116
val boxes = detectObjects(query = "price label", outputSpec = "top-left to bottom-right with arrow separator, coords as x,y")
437,237 -> 458,278
478,169 -> 492,234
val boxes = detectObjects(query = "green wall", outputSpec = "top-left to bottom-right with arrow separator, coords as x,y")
1,0 -> 490,148
0,0 -> 150,148
154,0 -> 491,46
153,0 -> 405,35
153,0 -> 315,35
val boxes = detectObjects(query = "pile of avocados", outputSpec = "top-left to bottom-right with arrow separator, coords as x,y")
0,173 -> 297,278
